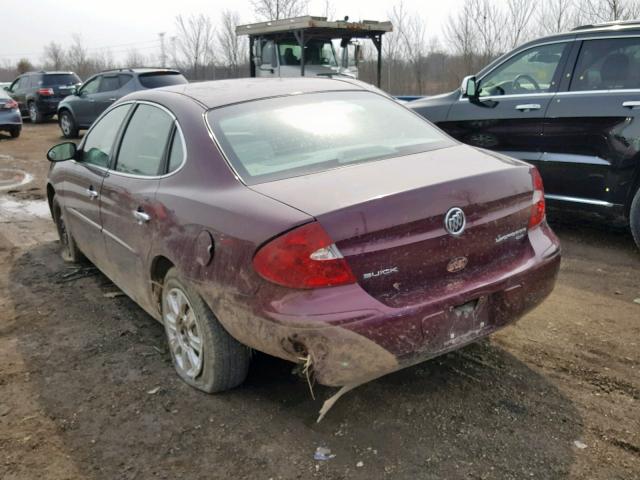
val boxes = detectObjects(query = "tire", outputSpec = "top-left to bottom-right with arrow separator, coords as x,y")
28,102 -> 43,124
9,126 -> 20,138
162,268 -> 250,392
52,196 -> 83,263
59,110 -> 79,138
630,187 -> 640,250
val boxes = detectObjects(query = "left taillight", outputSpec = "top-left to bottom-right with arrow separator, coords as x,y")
528,167 -> 545,229
1,99 -> 18,110
253,221 -> 356,289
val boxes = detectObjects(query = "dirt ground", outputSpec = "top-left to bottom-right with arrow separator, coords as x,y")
1,122 -> 639,480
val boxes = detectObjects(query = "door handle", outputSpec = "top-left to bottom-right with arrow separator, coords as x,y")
86,187 -> 99,199
622,101 -> 640,109
515,104 -> 541,111
133,209 -> 151,224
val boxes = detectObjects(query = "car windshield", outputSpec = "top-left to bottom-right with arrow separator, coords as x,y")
138,72 -> 188,88
279,40 -> 337,67
43,74 -> 81,86
207,91 -> 454,184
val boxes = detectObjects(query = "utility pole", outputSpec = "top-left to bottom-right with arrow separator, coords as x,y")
159,32 -> 166,68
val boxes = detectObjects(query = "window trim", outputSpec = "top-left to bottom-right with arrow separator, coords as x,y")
459,38 -> 576,101
567,36 -> 640,93
75,100 -> 187,179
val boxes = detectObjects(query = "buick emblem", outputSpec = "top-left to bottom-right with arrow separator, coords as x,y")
444,207 -> 466,236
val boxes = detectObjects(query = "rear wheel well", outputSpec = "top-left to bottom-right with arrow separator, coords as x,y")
150,256 -> 175,314
46,184 -> 56,217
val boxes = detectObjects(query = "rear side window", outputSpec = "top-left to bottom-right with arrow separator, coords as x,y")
119,74 -> 133,87
207,91 -> 453,184
138,72 -> 187,89
99,76 -> 120,92
571,38 -> 640,91
82,104 -> 132,167
167,129 -> 185,173
42,73 -> 81,87
115,104 -> 174,176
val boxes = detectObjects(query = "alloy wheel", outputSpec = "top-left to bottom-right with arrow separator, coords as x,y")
60,114 -> 71,136
164,287 -> 204,379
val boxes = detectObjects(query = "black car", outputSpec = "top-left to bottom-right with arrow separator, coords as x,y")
7,71 -> 81,123
410,20 -> 640,249
57,68 -> 187,138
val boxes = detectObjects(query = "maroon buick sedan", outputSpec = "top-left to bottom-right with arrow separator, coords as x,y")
46,78 -> 560,396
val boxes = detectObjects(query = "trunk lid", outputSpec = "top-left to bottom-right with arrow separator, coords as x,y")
251,144 -> 536,307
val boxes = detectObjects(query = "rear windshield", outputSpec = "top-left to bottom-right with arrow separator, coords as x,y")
138,72 -> 187,89
43,74 -> 81,86
207,91 -> 454,184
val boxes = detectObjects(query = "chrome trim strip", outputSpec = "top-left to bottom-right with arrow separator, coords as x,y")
459,93 -> 555,102
67,207 -> 102,231
544,194 -> 614,207
540,152 -> 610,165
556,88 -> 640,95
102,227 -> 136,253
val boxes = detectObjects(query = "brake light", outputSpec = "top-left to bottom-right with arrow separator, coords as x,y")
253,222 -> 356,289
1,99 -> 18,110
528,167 -> 545,229
37,88 -> 54,96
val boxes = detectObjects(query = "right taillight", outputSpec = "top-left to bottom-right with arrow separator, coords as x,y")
529,167 -> 545,229
253,221 -> 356,289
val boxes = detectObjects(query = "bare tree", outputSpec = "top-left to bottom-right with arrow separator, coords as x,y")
444,0 -> 479,75
174,14 -> 216,80
217,10 -> 246,76
469,0 -> 505,62
321,0 -> 335,20
399,14 -> 428,93
576,0 -> 640,22
505,0 -> 537,48
67,34 -> 90,78
16,58 -> 34,74
538,0 -> 577,34
124,49 -> 146,68
386,2 -> 409,91
42,42 -> 66,70
250,0 -> 308,21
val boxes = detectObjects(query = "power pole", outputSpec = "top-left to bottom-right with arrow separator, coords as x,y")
159,32 -> 166,68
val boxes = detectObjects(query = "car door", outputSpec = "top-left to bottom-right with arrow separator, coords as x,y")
74,75 -> 102,127
62,104 -> 133,265
542,36 -> 640,209
100,102 -> 176,309
440,41 -> 573,164
92,75 -> 121,120
8,76 -> 28,115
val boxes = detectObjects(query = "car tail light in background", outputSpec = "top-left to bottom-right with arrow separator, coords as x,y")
528,167 -> 545,229
37,88 -> 54,96
0,99 -> 18,110
253,222 -> 356,289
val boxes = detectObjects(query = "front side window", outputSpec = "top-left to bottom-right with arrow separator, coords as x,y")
208,91 -> 453,184
261,40 -> 276,66
80,76 -> 101,95
81,104 -> 131,167
479,42 -> 569,97
115,104 -> 174,176
570,38 -> 640,91
99,76 -> 120,92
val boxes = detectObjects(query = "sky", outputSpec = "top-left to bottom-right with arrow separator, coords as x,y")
0,0 -> 464,64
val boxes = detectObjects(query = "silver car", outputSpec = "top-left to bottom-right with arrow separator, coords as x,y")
0,87 -> 22,138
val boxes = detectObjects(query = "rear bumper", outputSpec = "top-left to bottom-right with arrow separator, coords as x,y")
35,98 -> 60,115
216,223 -> 561,386
0,109 -> 22,128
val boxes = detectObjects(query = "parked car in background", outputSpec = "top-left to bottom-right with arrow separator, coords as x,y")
57,68 -> 187,138
0,82 -> 11,90
7,71 -> 81,123
0,88 -> 22,138
45,77 -> 560,396
410,20 -> 640,249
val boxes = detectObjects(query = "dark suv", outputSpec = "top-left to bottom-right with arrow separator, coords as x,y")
57,68 -> 187,138
7,71 -> 81,123
410,20 -> 640,249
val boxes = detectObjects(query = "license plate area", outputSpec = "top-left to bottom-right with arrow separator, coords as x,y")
421,295 -> 490,349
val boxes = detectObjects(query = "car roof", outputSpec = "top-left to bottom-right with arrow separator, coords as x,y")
145,77 -> 373,109
524,22 -> 640,45
23,71 -> 76,76
99,68 -> 181,75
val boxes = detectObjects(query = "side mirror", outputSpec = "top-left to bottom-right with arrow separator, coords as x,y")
270,48 -> 278,69
354,45 -> 362,66
461,75 -> 478,98
2,86 -> 9,92
47,142 -> 77,162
